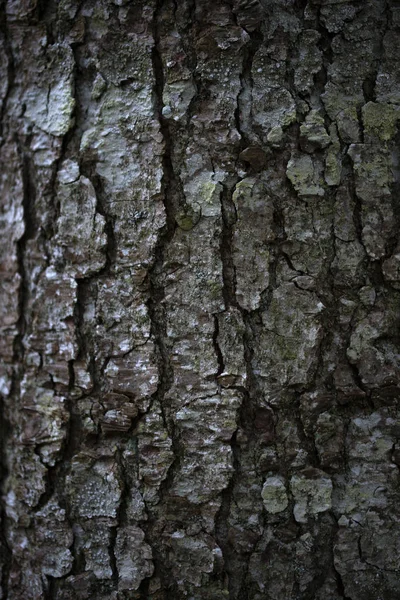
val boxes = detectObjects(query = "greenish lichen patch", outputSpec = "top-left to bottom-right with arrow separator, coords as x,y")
267,125 -> 284,146
383,246 -> 400,287
300,110 -> 331,152
251,47 -> 297,142
294,29 -> 322,94
91,73 -> 107,100
253,283 -> 325,401
348,143 -> 394,259
286,151 -> 325,197
175,205 -> 201,231
362,101 -> 400,142
183,173 -> 223,218
261,476 -> 288,514
290,469 -> 332,523
232,177 -> 274,310
324,124 -> 342,186
322,85 -> 361,142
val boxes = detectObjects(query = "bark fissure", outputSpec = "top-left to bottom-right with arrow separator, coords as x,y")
234,19 -> 262,147
148,0 -> 179,456
15,142 -> 36,361
220,183 -> 239,310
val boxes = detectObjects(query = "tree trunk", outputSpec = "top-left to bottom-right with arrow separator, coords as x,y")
1,0 -> 400,598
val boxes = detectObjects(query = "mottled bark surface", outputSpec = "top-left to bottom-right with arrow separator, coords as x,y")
1,0 -> 400,598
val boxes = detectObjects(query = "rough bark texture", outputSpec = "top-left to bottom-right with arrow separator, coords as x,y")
1,0 -> 400,598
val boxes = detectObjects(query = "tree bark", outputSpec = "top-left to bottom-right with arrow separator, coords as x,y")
1,0 -> 400,598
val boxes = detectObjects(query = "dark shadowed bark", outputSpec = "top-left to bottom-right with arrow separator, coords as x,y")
1,0 -> 400,598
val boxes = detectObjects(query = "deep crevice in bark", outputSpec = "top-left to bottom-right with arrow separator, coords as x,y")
235,29 -> 263,147
15,141 -> 37,362
220,183 -> 239,310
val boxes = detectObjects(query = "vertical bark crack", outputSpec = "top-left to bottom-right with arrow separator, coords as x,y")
148,0 -> 177,452
15,141 -> 37,362
220,183 -> 239,310
234,22 -> 262,146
